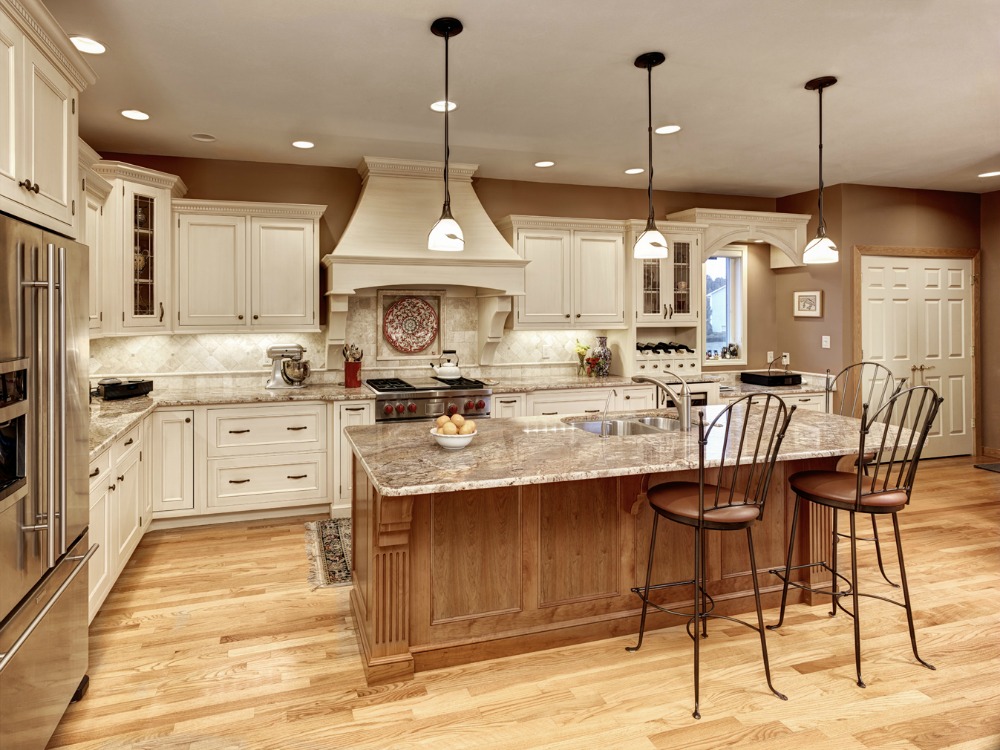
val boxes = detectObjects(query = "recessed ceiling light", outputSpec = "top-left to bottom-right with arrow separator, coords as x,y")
655,124 -> 681,135
70,36 -> 106,54
120,109 -> 149,121
753,239 -> 765,243
978,170 -> 1000,178
534,161 -> 555,168
625,168 -> 644,175
292,141 -> 315,149
191,133 -> 216,143
430,100 -> 458,112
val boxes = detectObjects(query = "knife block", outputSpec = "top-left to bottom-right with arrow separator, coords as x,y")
345,361 -> 362,388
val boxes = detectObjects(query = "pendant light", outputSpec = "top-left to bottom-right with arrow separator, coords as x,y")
632,52 -> 668,259
428,17 -> 464,252
802,76 -> 838,264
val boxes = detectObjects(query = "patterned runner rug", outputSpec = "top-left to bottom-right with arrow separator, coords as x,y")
304,518 -> 352,587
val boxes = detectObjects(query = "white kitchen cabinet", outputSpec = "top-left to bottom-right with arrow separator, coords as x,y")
492,393 -> 525,419
618,385 -> 656,411
87,448 -> 112,623
151,408 -> 195,515
174,201 -> 326,332
88,420 -> 147,622
91,161 -> 187,334
80,143 -> 112,333
632,224 -> 703,326
334,401 -> 374,511
785,393 -> 825,412
0,2 -> 91,236
527,388 -> 616,417
497,217 -> 625,330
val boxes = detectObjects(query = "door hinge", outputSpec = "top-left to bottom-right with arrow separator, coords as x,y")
72,98 -> 76,115
971,417 -> 976,428
72,199 -> 76,216
122,311 -> 125,322
177,217 -> 180,228
971,273 -> 979,285
81,178 -> 86,190
971,344 -> 975,357
139,450 -> 143,462
99,311 -> 103,321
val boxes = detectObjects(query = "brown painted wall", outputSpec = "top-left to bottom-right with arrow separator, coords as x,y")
981,190 -> 1000,454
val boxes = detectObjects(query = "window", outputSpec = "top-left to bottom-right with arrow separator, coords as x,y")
704,245 -> 746,364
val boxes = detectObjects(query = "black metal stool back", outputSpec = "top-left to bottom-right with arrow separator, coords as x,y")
627,393 -> 795,719
770,384 -> 943,688
824,361 -> 905,586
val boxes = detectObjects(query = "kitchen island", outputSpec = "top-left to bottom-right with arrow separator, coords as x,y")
344,406 -> 862,685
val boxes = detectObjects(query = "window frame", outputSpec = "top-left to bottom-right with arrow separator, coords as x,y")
703,244 -> 748,367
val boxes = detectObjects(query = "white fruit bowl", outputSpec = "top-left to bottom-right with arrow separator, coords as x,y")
430,427 -> 477,450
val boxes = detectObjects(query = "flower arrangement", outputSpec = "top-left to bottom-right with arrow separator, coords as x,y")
574,339 -> 589,376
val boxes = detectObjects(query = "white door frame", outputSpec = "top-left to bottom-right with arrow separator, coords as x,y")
853,244 -> 981,455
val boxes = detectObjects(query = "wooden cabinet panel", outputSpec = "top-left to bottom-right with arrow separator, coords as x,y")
251,217 -> 315,328
517,228 -> 570,326
0,14 -> 17,194
207,403 -> 326,457
574,231 -> 623,326
336,402 -> 373,507
151,409 -> 194,514
491,393 -> 525,419
429,488 -> 522,622
114,451 -> 142,563
207,453 -> 326,508
527,388 -> 613,416
538,478 -> 619,606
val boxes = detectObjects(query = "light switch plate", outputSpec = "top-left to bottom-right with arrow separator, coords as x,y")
821,335 -> 831,349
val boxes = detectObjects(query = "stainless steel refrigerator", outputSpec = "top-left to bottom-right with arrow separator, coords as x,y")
0,212 -> 95,749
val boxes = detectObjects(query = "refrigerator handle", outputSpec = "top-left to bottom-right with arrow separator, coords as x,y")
45,243 -> 57,569
58,245 -> 67,556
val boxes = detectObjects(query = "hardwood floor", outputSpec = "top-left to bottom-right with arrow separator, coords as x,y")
49,456 -> 1000,749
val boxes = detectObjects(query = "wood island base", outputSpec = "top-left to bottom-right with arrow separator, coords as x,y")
349,455 -> 838,685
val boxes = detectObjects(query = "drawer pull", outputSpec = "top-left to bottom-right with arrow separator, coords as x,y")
229,479 -> 250,484
584,409 -> 600,414
287,474 -> 307,480
89,467 -> 100,478
344,407 -> 365,412
117,474 -> 125,482
228,429 -> 251,434
542,411 -> 558,416
286,426 -> 308,431
123,438 -> 134,446
499,399 -> 517,404
797,398 -> 813,402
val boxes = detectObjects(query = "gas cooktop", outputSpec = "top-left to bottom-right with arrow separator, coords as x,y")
365,376 -> 487,393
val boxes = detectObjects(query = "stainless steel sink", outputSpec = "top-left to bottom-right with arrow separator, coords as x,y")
569,416 -> 681,436
631,416 -> 683,431
570,419 -> 663,436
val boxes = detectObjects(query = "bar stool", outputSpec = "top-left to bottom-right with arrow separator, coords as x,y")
626,393 -> 795,719
826,361 -> 905,588
768,385 -> 942,688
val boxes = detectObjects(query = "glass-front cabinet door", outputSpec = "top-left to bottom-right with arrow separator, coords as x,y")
634,231 -> 700,324
121,182 -> 170,330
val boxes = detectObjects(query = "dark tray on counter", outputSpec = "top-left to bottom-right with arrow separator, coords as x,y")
739,371 -> 802,387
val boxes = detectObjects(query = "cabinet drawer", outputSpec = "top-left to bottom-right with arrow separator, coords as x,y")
88,450 -> 111,492
789,394 -> 825,412
207,404 -> 326,456
111,423 -> 141,465
207,453 -> 326,508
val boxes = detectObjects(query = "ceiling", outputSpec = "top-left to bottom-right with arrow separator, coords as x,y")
46,0 -> 1000,198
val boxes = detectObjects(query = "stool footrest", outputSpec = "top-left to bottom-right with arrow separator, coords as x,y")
768,561 -> 853,598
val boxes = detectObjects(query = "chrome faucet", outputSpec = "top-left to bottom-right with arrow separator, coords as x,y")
632,373 -> 692,431
600,388 -> 618,438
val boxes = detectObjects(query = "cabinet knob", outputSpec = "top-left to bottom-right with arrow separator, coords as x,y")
238,314 -> 244,320
117,474 -> 125,482
253,314 -> 259,320
564,314 -> 570,319
576,313 -> 581,318
185,417 -> 191,423
18,178 -> 40,194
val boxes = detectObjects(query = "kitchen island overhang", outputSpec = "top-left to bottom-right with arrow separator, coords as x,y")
344,408 -> 862,685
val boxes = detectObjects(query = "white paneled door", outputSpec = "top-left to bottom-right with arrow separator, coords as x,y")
861,256 -> 973,457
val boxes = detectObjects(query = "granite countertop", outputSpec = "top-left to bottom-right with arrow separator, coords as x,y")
345,406 -> 860,497
485,374 -> 723,392
723,382 -> 826,397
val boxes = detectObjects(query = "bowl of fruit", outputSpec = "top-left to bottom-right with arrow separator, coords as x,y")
431,413 -> 477,450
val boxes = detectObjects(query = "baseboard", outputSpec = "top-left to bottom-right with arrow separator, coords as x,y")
983,446 -> 1000,459
149,503 -> 330,530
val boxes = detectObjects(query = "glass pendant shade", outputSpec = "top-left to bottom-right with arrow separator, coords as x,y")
428,208 -> 464,252
802,233 -> 838,264
633,223 -> 668,259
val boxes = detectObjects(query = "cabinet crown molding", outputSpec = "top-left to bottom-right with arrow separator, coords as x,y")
92,161 -> 188,198
172,199 -> 327,220
358,156 -> 477,183
1,0 -> 97,90
496,215 -> 627,234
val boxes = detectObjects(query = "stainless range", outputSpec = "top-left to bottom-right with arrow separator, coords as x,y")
366,377 -> 492,422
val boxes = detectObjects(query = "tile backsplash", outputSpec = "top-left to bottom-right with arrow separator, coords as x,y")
89,295 -> 608,378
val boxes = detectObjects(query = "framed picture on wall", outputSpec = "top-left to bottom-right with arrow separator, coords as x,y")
793,291 -> 822,318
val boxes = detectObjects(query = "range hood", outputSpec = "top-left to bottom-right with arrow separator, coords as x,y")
322,157 -> 528,365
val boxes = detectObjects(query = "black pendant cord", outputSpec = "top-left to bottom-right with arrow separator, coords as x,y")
645,62 -> 655,229
816,84 -> 825,234
442,29 -> 451,214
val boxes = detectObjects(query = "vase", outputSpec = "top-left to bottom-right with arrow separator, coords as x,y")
593,336 -> 611,377
577,353 -> 587,377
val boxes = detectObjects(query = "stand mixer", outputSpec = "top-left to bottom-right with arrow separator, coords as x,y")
265,344 -> 311,390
